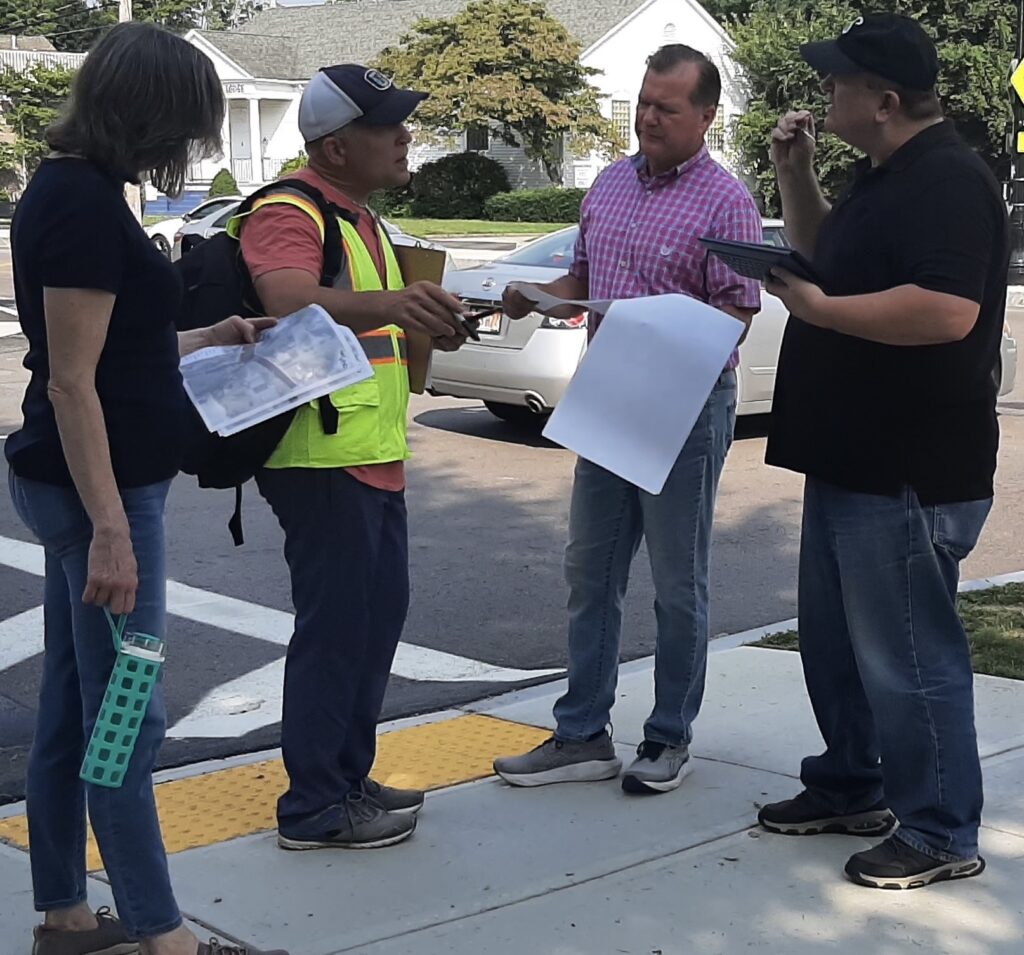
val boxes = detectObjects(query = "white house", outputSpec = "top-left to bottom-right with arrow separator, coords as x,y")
184,0 -> 745,194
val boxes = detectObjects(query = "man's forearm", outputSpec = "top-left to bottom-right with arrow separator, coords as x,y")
257,279 -> 395,335
777,169 -> 831,259
805,285 -> 979,346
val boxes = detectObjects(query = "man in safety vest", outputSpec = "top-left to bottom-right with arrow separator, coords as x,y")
236,65 -> 468,850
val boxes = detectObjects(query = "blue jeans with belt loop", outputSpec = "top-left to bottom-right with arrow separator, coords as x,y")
553,371 -> 737,746
797,476 -> 991,861
9,470 -> 182,939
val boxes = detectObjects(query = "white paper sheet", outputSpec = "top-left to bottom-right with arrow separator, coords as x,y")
542,294 -> 744,495
506,281 -> 613,315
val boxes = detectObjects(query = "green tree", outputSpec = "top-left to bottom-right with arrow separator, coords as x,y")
727,0 -> 1015,213
0,0 -> 261,52
0,62 -> 73,182
375,0 -> 622,184
208,167 -> 238,198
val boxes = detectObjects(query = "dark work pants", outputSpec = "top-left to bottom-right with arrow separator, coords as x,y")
256,467 -> 410,827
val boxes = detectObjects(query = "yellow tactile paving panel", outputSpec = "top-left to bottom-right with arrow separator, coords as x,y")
0,713 -> 548,872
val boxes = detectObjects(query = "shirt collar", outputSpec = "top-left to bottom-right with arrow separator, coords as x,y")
854,119 -> 959,178
633,145 -> 711,183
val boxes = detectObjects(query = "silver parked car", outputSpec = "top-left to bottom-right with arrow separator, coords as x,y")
432,224 -> 1019,425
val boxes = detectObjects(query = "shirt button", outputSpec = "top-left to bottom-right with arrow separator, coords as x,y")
619,259 -> 629,268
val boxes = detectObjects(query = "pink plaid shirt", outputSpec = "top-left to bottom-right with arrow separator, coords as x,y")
570,147 -> 762,369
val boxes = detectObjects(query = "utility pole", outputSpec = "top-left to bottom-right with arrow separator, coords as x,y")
120,0 -> 143,223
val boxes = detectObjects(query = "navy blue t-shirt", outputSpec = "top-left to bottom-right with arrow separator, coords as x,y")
5,158 -> 185,488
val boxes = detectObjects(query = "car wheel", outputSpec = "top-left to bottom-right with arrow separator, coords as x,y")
484,401 -> 550,428
151,234 -> 171,258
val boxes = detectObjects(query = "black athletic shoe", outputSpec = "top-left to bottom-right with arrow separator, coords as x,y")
845,835 -> 985,890
758,789 -> 896,836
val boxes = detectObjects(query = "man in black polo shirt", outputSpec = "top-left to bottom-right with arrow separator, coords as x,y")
757,13 -> 1009,890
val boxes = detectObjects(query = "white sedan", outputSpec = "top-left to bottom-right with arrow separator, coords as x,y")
144,195 -> 242,257
431,225 -> 1019,426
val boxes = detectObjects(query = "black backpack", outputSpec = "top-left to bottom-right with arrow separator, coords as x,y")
175,178 -> 350,544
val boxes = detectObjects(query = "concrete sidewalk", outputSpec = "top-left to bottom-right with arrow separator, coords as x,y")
2,642 -> 1023,954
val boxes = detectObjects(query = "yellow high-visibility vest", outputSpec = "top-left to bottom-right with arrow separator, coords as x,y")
230,188 -> 410,469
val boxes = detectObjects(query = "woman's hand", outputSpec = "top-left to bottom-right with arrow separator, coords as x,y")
208,315 -> 278,347
83,523 -> 138,615
177,316 -> 278,357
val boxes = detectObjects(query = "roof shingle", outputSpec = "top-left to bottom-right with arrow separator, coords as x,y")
201,0 -> 651,80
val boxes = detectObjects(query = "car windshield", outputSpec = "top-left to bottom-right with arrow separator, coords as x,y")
210,204 -> 241,229
762,226 -> 789,248
497,230 -> 578,268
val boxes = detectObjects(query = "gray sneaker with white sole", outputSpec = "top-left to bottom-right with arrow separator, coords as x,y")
493,732 -> 621,786
621,741 -> 692,794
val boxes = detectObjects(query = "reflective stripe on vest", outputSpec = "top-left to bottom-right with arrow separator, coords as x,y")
237,190 -> 411,470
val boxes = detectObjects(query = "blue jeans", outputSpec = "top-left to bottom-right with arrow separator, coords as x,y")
798,477 -> 991,861
553,371 -> 737,746
8,472 -> 181,938
257,467 -> 410,829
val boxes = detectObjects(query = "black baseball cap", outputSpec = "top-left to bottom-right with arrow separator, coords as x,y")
800,14 -> 939,91
298,64 -> 428,141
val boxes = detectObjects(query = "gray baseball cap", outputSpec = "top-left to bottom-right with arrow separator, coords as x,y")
298,65 -> 428,142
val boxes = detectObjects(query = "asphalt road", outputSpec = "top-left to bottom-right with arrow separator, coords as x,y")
0,310 -> 1021,804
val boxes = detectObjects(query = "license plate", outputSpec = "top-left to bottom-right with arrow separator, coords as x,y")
477,312 -> 503,334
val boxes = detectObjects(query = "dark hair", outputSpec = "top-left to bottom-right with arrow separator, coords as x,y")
864,76 -> 943,121
646,44 -> 721,108
47,22 -> 224,196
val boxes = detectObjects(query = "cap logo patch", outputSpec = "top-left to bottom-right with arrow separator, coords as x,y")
364,69 -> 393,91
842,16 -> 864,34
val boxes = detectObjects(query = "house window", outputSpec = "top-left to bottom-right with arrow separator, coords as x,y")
707,112 -> 727,153
611,100 -> 631,146
466,124 -> 489,152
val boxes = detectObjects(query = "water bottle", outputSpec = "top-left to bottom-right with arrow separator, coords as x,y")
80,610 -> 166,789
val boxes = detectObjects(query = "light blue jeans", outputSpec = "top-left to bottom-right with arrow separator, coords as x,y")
9,471 -> 182,939
798,477 -> 991,861
553,371 -> 737,746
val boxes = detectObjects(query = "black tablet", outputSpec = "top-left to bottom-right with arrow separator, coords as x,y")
699,237 -> 819,284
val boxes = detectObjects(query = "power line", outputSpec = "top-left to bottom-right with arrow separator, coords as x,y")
0,1 -> 105,36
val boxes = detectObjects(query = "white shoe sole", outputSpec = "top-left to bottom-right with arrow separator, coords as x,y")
621,759 -> 693,794
495,758 -> 622,787
845,856 -> 985,890
277,824 -> 415,850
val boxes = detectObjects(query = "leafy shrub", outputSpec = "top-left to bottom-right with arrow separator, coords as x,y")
483,187 -> 586,223
409,152 -> 510,219
208,168 -> 239,198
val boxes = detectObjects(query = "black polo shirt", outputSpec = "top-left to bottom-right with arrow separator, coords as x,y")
766,121 -> 1009,504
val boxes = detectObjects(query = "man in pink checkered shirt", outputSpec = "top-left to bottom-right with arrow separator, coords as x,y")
494,44 -> 762,795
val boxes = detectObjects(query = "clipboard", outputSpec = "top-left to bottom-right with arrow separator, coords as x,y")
394,243 -> 447,394
699,237 -> 820,284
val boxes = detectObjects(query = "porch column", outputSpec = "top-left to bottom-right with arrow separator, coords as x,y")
248,98 -> 262,183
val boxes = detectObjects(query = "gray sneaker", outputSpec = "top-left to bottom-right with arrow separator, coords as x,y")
277,792 -> 416,850
493,732 -> 622,786
361,777 -> 424,815
621,741 -> 692,794
32,908 -> 137,955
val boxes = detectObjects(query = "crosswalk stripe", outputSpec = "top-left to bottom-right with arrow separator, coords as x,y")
0,534 -> 564,738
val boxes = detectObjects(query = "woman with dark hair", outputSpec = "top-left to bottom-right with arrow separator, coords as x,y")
6,22 -> 289,955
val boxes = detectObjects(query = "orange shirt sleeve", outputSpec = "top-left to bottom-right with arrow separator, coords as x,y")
239,202 -> 325,282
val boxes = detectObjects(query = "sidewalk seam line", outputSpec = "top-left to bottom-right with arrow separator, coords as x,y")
325,823 -> 760,953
